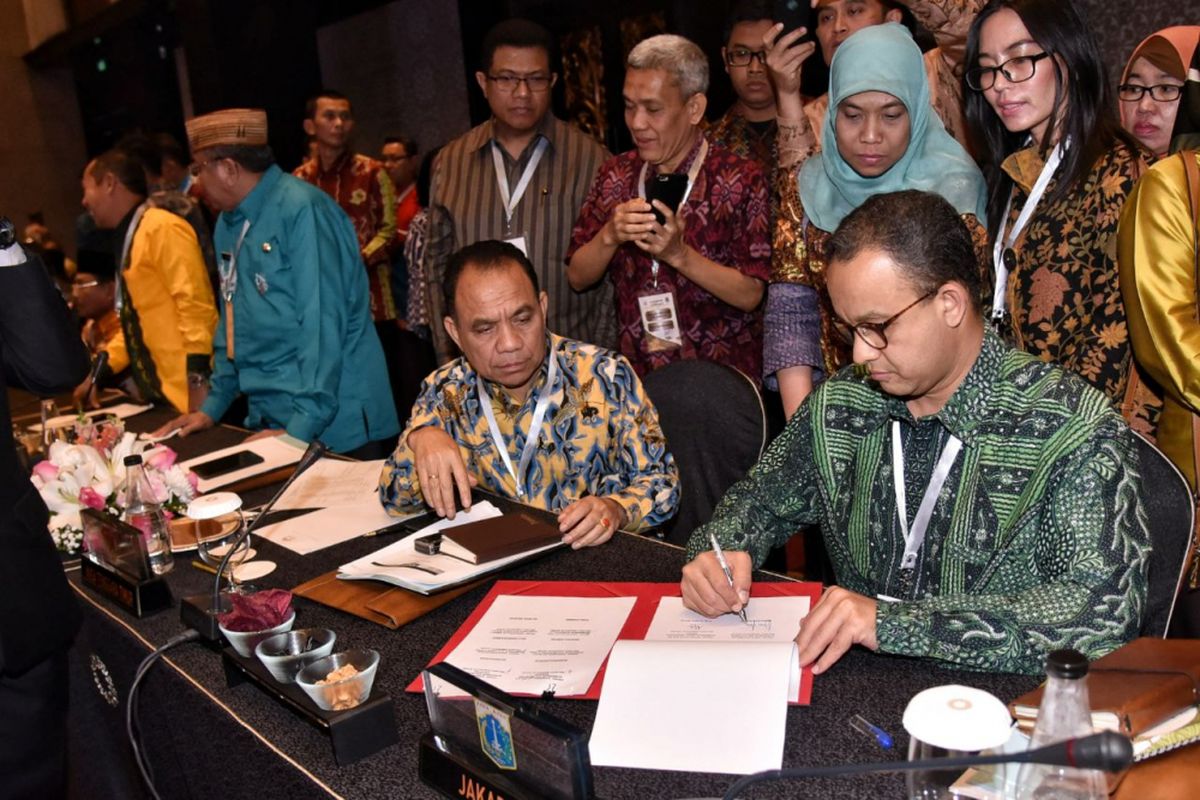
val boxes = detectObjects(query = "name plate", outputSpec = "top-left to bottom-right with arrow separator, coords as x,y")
80,557 -> 172,617
420,662 -> 593,800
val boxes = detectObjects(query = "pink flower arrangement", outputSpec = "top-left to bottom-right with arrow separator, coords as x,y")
30,417 -> 201,554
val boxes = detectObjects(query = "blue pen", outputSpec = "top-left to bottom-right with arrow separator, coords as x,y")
849,714 -> 893,749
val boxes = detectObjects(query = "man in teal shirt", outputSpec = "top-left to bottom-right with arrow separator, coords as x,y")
682,190 -> 1150,676
155,108 -> 398,454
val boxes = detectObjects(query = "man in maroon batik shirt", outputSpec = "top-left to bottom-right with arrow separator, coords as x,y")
567,34 -> 770,380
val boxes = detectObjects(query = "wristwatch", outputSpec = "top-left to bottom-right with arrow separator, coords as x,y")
0,217 -> 15,249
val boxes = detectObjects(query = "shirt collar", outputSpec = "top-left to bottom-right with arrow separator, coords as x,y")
1001,143 -> 1049,194
473,114 -> 558,156
227,164 -> 283,225
645,130 -> 706,178
882,327 -> 1004,442
314,150 -> 353,176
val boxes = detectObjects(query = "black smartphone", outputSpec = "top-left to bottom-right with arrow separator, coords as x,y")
645,173 -> 688,225
773,0 -> 813,37
191,450 -> 266,480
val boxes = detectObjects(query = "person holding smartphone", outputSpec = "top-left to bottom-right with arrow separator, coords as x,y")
567,34 -> 771,381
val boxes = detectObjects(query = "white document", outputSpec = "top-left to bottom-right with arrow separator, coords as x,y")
33,402 -> 154,431
181,435 -> 305,493
338,502 -> 562,593
644,595 -> 809,703
255,503 -> 410,555
589,639 -> 798,774
443,594 -> 636,697
273,458 -> 387,510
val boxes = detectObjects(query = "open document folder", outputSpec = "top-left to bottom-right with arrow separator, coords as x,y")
337,502 -> 565,594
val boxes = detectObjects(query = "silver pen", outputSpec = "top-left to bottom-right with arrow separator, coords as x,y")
709,532 -> 748,624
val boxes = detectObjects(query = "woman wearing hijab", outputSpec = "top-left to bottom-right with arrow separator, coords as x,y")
1119,27 -> 1200,161
1119,45 -> 1200,489
765,22 -> 988,418
964,0 -> 1147,411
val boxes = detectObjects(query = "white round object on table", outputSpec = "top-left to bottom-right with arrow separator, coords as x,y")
234,560 -> 276,581
186,491 -> 243,520
902,684 -> 1012,752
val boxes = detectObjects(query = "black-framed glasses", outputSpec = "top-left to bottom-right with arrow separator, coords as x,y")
1117,83 -> 1184,103
188,158 -> 224,177
725,47 -> 768,67
833,290 -> 937,350
965,52 -> 1051,91
486,73 -> 554,92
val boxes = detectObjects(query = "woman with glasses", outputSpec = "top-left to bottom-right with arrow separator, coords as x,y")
964,0 -> 1148,414
764,22 -> 988,418
1119,27 -> 1200,161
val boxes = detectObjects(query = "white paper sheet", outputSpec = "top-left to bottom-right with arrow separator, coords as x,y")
645,595 -> 809,703
337,502 -> 562,592
33,403 -> 154,431
182,436 -> 305,493
442,595 -> 636,696
272,458 -> 387,510
589,639 -> 797,774
254,503 -> 408,555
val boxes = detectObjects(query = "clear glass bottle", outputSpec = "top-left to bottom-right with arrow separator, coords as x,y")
121,454 -> 174,575
1017,649 -> 1106,800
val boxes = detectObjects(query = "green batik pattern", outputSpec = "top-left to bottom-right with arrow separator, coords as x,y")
117,277 -> 165,405
689,330 -> 1150,675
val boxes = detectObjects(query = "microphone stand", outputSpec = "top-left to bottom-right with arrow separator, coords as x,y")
720,731 -> 1133,800
181,438 -> 327,640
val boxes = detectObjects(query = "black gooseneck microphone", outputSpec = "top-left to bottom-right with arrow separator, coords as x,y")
208,438 -> 327,615
181,438 -> 327,639
719,731 -> 1133,800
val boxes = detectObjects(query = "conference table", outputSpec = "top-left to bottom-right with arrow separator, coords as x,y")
58,404 -> 1057,799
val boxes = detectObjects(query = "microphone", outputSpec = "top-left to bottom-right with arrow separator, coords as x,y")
181,438 -> 327,639
85,351 -> 109,390
720,732 -> 1133,800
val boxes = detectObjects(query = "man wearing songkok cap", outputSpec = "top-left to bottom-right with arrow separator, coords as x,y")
79,147 -> 218,413
154,108 -> 399,455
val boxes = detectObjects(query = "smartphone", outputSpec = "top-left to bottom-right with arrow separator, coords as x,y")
191,450 -> 266,480
773,0 -> 813,38
645,173 -> 688,225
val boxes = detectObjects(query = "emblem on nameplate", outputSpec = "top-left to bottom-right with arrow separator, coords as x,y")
475,698 -> 517,770
261,242 -> 272,253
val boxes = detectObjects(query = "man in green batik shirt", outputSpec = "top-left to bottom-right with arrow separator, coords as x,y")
682,190 -> 1150,676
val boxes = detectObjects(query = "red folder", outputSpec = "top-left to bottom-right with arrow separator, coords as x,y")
407,579 -> 823,705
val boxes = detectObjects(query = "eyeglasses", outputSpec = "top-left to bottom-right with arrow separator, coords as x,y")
71,280 -> 100,291
965,52 -> 1052,92
486,73 -> 554,93
381,153 -> 414,163
832,290 -> 937,350
1117,83 -> 1184,103
188,159 -> 217,177
725,47 -> 768,67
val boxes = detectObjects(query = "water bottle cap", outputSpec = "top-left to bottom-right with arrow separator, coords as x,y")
1045,649 -> 1089,679
124,454 -> 142,466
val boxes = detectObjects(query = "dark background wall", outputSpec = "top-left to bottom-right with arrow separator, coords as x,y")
4,0 -> 1198,254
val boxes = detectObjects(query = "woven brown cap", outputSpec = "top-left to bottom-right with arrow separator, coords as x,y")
185,108 -> 268,151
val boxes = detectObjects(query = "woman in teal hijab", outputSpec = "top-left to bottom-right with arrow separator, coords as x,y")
767,22 -> 989,418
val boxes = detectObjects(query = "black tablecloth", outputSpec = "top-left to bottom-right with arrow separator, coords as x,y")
65,405 -> 1041,800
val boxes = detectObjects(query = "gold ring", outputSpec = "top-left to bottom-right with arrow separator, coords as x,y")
600,517 -> 611,528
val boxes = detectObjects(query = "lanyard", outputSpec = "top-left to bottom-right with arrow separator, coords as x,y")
476,351 -> 559,498
891,420 -> 962,571
991,140 -> 1067,319
637,138 -> 708,287
492,138 -> 548,231
218,220 -> 252,304
114,202 -> 149,313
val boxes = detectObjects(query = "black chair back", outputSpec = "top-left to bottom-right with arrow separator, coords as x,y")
642,360 -> 766,546
1135,434 -> 1195,637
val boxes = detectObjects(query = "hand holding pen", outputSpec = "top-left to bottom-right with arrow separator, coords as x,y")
709,532 -> 749,624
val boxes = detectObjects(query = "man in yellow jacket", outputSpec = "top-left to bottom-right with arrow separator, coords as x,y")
79,148 -> 218,412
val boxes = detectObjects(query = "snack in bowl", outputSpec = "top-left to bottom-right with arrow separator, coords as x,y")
296,649 -> 380,712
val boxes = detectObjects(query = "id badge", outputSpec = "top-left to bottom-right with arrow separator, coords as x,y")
638,291 -> 683,352
504,235 -> 528,257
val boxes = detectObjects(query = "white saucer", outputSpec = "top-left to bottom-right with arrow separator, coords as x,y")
233,560 -> 276,581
